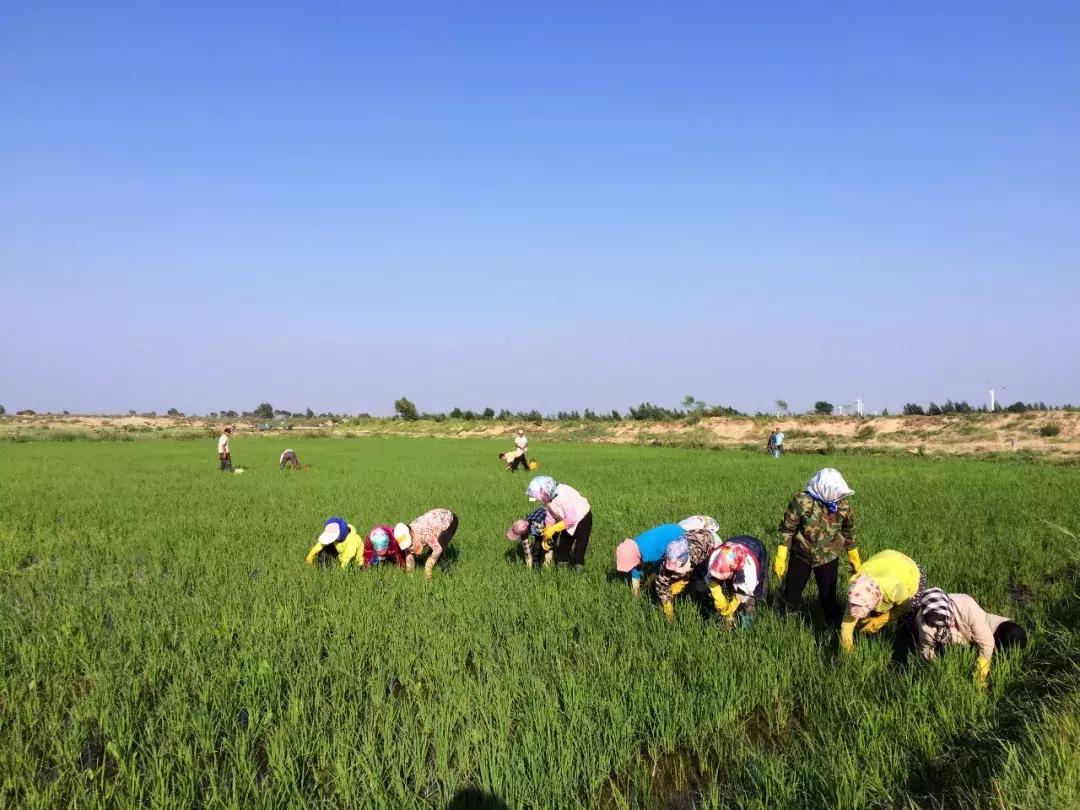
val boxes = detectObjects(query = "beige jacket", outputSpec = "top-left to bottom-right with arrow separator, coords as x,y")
918,593 -> 1010,661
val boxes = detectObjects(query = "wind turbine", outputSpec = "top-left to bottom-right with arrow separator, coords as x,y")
988,382 -> 1007,412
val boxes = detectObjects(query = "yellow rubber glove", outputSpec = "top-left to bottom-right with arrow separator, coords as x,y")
304,544 -> 322,566
860,612 -> 891,635
662,602 -> 675,623
975,657 -> 990,689
630,578 -> 641,596
773,546 -> 789,579
840,616 -> 857,652
721,596 -> 741,618
541,521 -> 567,541
710,585 -> 729,614
847,548 -> 862,573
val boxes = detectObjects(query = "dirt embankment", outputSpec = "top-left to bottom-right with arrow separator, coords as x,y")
3,411 -> 1078,458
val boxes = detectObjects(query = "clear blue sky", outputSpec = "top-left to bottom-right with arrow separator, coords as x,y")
2,1 -> 1078,416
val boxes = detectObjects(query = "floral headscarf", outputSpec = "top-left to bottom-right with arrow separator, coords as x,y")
663,538 -> 691,573
707,543 -> 749,582
369,527 -> 391,554
806,468 -> 854,513
526,475 -> 558,503
847,574 -> 883,619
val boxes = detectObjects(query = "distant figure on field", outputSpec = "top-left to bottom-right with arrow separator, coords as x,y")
841,549 -> 926,652
279,448 -> 301,470
775,468 -> 860,625
506,508 -> 552,568
499,448 -> 530,473
656,527 -> 721,622
772,428 -> 784,458
218,426 -> 233,471
615,523 -> 686,595
304,517 -> 362,568
364,525 -> 407,568
766,429 -> 777,455
526,475 -> 593,570
906,589 -> 1028,688
515,429 -> 529,458
706,536 -> 769,628
394,508 -> 459,580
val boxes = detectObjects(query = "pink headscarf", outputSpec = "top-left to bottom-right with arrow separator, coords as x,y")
615,539 -> 642,573
847,575 -> 883,618
708,543 -> 748,581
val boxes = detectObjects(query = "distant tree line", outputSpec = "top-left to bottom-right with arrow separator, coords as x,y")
390,396 -> 745,423
902,400 -> 1066,416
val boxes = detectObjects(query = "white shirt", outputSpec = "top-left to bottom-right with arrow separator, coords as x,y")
280,449 -> 293,463
218,433 -> 230,454
515,434 -> 528,450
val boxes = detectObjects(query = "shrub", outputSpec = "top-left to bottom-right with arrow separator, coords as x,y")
1040,424 -> 1062,438
855,425 -> 876,440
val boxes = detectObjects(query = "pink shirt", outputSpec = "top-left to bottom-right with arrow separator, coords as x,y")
545,485 -> 590,535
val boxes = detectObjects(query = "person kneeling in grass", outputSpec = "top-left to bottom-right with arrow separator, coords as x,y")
706,536 -> 769,629
394,509 -> 458,580
615,523 -> 686,595
841,549 -> 926,652
506,508 -> 551,568
656,527 -> 721,622
364,525 -> 406,568
525,476 -> 593,571
909,589 -> 1028,688
304,517 -> 363,568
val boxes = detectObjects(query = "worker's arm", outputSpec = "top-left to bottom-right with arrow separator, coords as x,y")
847,549 -> 862,573
860,610 -> 892,634
541,521 -> 567,540
404,552 -> 416,572
840,614 -> 858,652
775,499 -> 799,578
304,544 -> 322,566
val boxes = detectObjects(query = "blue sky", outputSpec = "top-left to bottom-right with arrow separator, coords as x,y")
2,1 -> 1078,415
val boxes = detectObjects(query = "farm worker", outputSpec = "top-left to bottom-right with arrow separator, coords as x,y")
913,589 -> 1028,688
279,448 -> 300,470
304,517 -> 363,568
678,515 -> 721,545
656,527 -> 720,622
218,426 -> 233,471
499,449 -> 530,473
773,428 -> 784,459
774,468 -> 861,625
615,523 -> 685,595
840,549 -> 926,652
393,508 -> 459,580
505,507 -> 552,568
525,475 -> 593,570
364,524 -> 406,568
706,535 -> 769,628
515,429 -> 529,457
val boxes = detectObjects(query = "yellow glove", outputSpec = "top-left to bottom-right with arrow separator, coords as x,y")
710,585 -> 729,614
662,602 -> 675,623
721,597 -> 741,618
773,546 -> 789,579
847,549 -> 862,573
541,521 -> 566,540
860,612 -> 891,634
975,657 -> 990,689
840,617 -> 856,652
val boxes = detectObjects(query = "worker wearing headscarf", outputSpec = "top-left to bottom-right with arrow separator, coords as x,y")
304,517 -> 363,568
525,476 -> 593,570
775,468 -> 861,624
364,524 -> 406,568
706,535 -> 769,629
505,507 -> 552,568
914,589 -> 1028,688
614,523 -> 685,595
393,508 -> 459,580
678,515 -> 721,545
655,527 -> 720,622
840,549 -> 926,652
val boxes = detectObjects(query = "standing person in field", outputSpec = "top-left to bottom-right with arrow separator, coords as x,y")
217,426 -> 233,471
505,507 -> 552,568
515,429 -> 529,464
907,589 -> 1028,687
705,535 -> 769,628
841,549 -> 927,652
766,429 -> 777,456
774,468 -> 861,625
364,525 -> 407,568
772,428 -> 784,458
656,527 -> 721,622
615,523 -> 686,595
279,448 -> 301,470
393,508 -> 459,580
304,517 -> 363,568
525,475 -> 593,571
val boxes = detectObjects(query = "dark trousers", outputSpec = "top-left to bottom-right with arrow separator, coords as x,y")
509,454 -> 529,472
219,454 -> 232,472
280,451 -> 299,470
782,556 -> 842,624
553,511 -> 592,566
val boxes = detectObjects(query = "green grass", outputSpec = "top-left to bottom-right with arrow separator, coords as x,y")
1,438 -> 1079,808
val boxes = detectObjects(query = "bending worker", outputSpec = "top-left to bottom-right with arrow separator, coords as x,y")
304,517 -> 363,567
775,468 -> 861,625
525,476 -> 593,570
615,523 -> 685,595
656,526 -> 720,622
506,507 -> 551,568
841,549 -> 927,652
706,535 -> 769,628
364,525 -> 406,568
279,448 -> 301,470
394,508 -> 459,580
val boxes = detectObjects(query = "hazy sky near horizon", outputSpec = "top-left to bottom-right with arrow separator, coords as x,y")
2,2 -> 1078,416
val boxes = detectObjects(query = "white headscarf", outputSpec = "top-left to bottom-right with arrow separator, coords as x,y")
806,469 -> 854,512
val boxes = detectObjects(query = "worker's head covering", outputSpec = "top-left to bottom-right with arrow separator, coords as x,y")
707,542 -> 748,582
847,575 -> 882,618
806,469 -> 854,513
663,538 -> 691,573
318,517 -> 349,546
507,519 -> 530,541
393,522 -> 412,550
918,588 -> 956,645
526,475 -> 558,503
615,539 -> 642,573
368,527 -> 391,554
679,515 -> 719,535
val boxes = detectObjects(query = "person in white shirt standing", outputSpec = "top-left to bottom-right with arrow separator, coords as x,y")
515,429 -> 529,466
218,426 -> 233,471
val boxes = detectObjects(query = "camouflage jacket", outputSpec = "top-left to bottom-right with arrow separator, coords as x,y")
778,492 -> 857,566
655,528 -> 718,605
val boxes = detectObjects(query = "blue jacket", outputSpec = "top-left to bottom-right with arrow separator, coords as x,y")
629,524 -> 685,580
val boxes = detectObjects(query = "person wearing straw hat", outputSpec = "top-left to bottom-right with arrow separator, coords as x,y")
393,508 -> 459,580
304,517 -> 363,568
774,468 -> 861,625
705,535 -> 769,629
840,549 -> 926,652
525,475 -> 593,571
615,523 -> 686,595
655,527 -> 721,622
364,524 -> 407,568
506,507 -> 553,568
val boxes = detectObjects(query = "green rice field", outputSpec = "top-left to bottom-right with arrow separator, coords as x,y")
1,437 -> 1079,808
